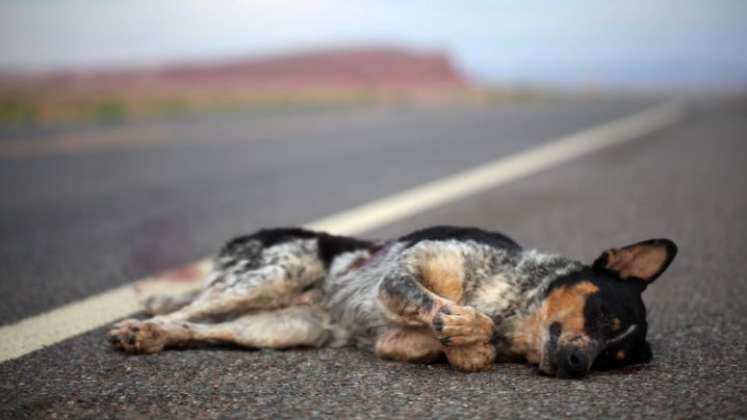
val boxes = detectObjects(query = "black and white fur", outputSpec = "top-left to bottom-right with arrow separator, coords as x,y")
108,226 -> 677,378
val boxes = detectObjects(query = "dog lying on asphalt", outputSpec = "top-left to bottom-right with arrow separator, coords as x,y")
108,226 -> 677,378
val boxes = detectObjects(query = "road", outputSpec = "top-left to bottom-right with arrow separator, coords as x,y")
1,96 -> 745,418
0,98 -> 656,325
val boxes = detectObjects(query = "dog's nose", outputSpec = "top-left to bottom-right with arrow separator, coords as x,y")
566,348 -> 588,373
557,347 -> 590,378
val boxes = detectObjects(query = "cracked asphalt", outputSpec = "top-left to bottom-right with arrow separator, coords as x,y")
1,97 -> 745,419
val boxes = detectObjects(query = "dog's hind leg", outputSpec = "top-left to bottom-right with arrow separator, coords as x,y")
155,263 -> 323,323
149,237 -> 327,323
109,237 -> 327,352
108,305 -> 343,353
143,290 -> 200,316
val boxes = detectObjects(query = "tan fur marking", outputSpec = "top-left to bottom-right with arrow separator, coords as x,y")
544,281 -> 599,334
510,281 -> 600,361
417,250 -> 465,303
375,328 -> 444,363
616,350 -> 626,361
605,246 -> 668,280
444,343 -> 496,372
510,313 -> 543,363
612,318 -> 621,331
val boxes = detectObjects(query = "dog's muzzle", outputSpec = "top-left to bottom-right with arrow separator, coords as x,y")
555,345 -> 592,378
557,336 -> 604,378
541,332 -> 600,378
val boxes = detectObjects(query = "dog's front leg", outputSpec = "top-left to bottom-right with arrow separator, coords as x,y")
377,272 -> 496,371
377,271 -> 448,327
433,305 -> 496,372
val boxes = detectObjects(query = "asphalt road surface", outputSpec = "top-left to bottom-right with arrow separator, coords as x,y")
1,96 -> 745,418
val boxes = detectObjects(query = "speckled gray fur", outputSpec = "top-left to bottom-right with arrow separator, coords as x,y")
208,239 -> 324,293
326,240 -> 581,356
208,235 -> 583,358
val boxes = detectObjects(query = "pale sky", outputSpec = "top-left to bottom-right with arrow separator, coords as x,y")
1,0 -> 746,88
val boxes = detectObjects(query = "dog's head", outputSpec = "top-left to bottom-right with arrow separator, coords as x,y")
523,239 -> 677,378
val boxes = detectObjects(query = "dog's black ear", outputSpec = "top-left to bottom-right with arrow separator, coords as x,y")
592,239 -> 677,289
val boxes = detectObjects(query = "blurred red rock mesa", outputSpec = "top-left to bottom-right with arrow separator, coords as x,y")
2,47 -> 469,94
0,47 -> 473,125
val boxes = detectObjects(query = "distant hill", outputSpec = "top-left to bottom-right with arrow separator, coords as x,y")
1,47 -> 469,94
0,47 -> 473,126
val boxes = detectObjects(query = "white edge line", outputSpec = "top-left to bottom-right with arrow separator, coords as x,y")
0,101 -> 685,363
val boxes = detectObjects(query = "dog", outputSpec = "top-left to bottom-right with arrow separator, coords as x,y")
108,226 -> 677,378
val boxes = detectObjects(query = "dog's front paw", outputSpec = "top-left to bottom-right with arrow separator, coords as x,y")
432,305 -> 495,346
107,319 -> 168,354
445,343 -> 496,372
